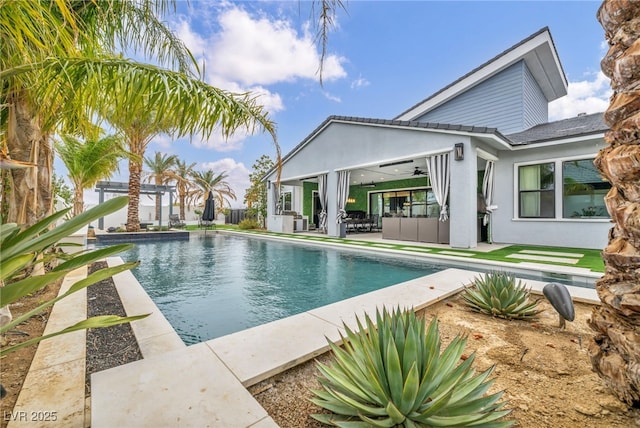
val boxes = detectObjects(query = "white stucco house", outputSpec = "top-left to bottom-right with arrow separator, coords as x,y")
264,27 -> 610,250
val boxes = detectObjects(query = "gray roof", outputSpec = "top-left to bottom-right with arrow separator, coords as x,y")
506,112 -> 607,145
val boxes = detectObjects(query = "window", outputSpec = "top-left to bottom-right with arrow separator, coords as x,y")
282,192 -> 292,211
563,159 -> 610,218
516,157 -> 611,220
518,163 -> 555,218
370,188 -> 439,218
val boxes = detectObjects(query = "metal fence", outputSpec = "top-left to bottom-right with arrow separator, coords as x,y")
226,209 -> 248,224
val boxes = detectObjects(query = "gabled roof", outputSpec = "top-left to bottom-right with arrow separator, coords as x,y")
395,27 -> 568,121
506,112 -> 607,145
276,115 -> 510,168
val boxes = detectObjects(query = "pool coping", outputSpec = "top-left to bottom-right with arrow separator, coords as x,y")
9,232 -> 601,428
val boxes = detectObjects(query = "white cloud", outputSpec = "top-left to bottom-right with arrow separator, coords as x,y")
150,135 -> 174,150
191,128 -> 250,152
170,4 -> 347,153
200,157 -> 251,208
209,7 -> 346,86
351,76 -> 370,89
174,18 -> 208,58
549,71 -> 611,120
322,91 -> 341,103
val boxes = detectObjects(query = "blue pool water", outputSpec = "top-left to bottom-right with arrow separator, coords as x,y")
116,234 -> 445,344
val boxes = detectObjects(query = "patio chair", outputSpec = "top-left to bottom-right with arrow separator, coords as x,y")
199,218 -> 216,230
169,214 -> 186,229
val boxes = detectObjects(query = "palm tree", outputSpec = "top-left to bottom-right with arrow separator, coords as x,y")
1,1 -> 277,227
191,170 -> 236,211
168,159 -> 198,221
589,0 -> 640,406
55,134 -> 128,216
143,151 -> 177,221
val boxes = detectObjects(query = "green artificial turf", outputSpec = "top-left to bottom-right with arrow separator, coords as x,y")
202,228 -> 605,273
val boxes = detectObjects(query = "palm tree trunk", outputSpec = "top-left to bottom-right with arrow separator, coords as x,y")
588,0 -> 640,407
127,158 -> 142,232
3,94 -> 53,225
179,192 -> 186,220
73,185 -> 84,217
155,176 -> 161,221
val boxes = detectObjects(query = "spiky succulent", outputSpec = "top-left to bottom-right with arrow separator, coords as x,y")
311,307 -> 513,427
462,272 -> 542,320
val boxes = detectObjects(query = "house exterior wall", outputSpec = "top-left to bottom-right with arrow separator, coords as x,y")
416,61 -> 547,134
489,136 -> 610,249
522,64 -> 549,129
449,140 -> 479,248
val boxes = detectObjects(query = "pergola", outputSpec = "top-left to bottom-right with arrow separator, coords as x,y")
94,181 -> 176,229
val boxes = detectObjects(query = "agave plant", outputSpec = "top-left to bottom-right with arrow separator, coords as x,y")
462,272 -> 542,320
0,196 -> 148,356
311,307 -> 513,427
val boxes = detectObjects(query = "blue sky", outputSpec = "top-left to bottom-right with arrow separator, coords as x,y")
75,1 -> 610,207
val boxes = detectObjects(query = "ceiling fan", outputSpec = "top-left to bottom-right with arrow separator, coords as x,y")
412,166 -> 428,176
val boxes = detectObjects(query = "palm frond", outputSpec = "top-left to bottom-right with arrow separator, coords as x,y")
2,57 -> 277,146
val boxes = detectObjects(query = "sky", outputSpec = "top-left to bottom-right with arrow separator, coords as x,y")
70,0 -> 611,208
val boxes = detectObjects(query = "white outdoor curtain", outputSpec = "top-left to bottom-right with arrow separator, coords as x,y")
426,152 -> 450,222
336,170 -> 351,223
272,184 -> 281,215
318,174 -> 328,232
482,160 -> 498,243
482,160 -> 497,226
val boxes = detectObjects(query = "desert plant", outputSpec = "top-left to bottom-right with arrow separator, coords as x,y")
462,272 -> 542,320
0,196 -> 147,356
238,218 -> 261,230
311,307 -> 513,427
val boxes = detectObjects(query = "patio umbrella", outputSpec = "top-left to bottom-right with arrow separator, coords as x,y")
202,191 -> 215,233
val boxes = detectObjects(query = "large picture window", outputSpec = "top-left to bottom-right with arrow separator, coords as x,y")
518,163 -> 555,218
370,188 -> 439,218
562,159 -> 610,218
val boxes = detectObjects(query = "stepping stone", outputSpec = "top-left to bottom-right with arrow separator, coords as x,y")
402,247 -> 431,252
371,243 -> 397,248
507,254 -> 580,264
438,251 -> 475,257
520,250 -> 584,258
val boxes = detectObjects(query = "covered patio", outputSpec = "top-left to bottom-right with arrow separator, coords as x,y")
265,117 -> 503,249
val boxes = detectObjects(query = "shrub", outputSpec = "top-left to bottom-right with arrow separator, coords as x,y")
462,272 -> 542,320
311,307 -> 513,427
238,218 -> 260,230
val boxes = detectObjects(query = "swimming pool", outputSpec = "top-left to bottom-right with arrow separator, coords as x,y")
116,234 -> 447,344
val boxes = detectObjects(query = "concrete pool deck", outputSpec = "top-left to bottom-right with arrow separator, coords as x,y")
8,231 -> 601,427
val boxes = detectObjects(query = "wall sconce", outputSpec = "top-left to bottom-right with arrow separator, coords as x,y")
454,143 -> 464,161
347,197 -> 356,204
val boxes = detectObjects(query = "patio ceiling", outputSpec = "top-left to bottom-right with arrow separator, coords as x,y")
348,158 -> 429,187
281,158 -> 430,187
282,155 -> 488,187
